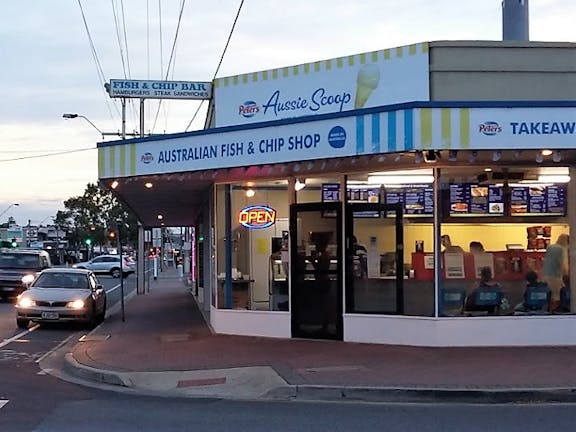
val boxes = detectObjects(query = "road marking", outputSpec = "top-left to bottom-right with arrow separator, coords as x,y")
0,400 -> 8,409
35,333 -> 77,364
0,324 -> 39,349
105,283 -> 122,294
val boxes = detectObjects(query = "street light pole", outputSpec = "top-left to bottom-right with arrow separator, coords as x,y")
116,218 -> 125,322
0,203 -> 19,220
62,113 -> 139,139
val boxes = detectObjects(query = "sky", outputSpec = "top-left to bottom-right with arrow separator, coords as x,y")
1,0 -> 575,226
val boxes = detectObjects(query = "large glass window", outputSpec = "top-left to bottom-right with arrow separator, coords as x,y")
215,180 -> 289,311
438,166 -> 571,317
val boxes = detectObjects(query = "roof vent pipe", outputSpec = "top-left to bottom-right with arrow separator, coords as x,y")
502,0 -> 529,41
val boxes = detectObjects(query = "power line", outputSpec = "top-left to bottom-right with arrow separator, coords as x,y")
151,0 -> 187,133
77,0 -> 120,122
185,0 -> 245,132
0,147 -> 95,163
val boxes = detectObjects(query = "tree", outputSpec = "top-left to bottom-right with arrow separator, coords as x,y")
61,183 -> 138,251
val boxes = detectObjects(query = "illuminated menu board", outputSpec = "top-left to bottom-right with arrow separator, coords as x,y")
385,184 -> 434,217
449,184 -> 504,216
510,184 -> 566,216
321,184 -> 381,218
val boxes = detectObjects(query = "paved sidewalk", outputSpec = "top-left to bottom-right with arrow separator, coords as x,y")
57,268 -> 576,403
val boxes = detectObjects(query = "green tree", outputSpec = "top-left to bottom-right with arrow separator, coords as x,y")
61,183 -> 138,251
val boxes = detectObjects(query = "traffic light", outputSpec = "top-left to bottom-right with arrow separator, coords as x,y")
84,238 -> 93,246
107,230 -> 117,240
10,238 -> 17,248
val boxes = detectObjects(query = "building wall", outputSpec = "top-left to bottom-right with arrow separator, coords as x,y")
429,41 -> 576,101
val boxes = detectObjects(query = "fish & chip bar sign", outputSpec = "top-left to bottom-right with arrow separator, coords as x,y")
107,79 -> 212,100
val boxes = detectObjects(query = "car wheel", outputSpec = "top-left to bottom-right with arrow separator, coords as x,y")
17,318 -> 29,329
111,268 -> 122,278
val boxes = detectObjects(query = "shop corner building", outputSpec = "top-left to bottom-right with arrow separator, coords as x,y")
98,40 -> 576,347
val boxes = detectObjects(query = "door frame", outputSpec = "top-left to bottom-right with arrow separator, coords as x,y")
289,202 -> 343,340
345,202 -> 404,314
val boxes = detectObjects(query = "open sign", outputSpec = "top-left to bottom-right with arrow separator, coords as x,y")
238,205 -> 276,229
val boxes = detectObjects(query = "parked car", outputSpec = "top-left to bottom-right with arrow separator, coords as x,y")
15,268 -> 107,329
73,254 -> 135,278
0,248 -> 52,301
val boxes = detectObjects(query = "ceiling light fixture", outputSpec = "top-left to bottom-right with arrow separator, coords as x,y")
145,182 -> 153,189
553,150 -> 562,163
157,214 -> 163,220
295,178 -> 306,191
367,175 -> 434,185
245,188 -> 255,198
541,149 -> 553,156
111,180 -> 119,189
538,175 -> 570,183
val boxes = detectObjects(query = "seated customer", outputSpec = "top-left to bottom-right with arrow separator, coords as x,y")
465,266 -> 503,315
514,270 -> 551,313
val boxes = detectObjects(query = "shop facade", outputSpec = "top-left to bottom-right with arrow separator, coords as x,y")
98,41 -> 576,346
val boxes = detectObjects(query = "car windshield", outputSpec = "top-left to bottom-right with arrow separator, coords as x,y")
0,253 -> 40,269
34,273 -> 89,289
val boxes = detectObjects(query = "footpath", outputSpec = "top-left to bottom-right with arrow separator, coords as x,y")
50,267 -> 576,403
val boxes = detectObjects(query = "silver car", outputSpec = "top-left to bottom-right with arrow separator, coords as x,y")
74,254 -> 135,278
15,268 -> 107,329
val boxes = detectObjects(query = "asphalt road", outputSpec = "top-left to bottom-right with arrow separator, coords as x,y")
2,275 -> 576,431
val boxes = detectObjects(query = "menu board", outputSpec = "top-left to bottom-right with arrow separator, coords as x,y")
510,184 -> 566,216
321,184 -> 381,218
449,184 -> 504,216
385,184 -> 434,217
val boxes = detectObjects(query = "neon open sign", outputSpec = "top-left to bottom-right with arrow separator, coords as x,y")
238,205 -> 277,229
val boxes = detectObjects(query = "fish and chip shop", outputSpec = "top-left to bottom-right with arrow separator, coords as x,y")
98,40 -> 576,347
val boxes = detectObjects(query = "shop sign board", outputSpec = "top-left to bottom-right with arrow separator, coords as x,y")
98,105 -> 576,179
108,79 -> 211,99
213,43 -> 430,127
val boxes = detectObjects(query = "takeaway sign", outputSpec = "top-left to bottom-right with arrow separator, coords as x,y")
107,79 -> 212,100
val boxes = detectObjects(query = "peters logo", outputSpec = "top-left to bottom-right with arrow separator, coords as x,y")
478,121 -> 502,136
238,205 -> 276,229
238,101 -> 259,118
141,152 -> 154,164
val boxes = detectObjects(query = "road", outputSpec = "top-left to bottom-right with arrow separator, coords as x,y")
2,275 -> 576,431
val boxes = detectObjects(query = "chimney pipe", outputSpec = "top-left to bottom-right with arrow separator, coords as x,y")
502,0 -> 529,41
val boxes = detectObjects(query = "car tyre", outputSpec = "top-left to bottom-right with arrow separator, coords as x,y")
17,318 -> 29,329
111,268 -> 122,278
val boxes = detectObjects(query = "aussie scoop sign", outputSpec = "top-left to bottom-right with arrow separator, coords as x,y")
238,87 -> 352,120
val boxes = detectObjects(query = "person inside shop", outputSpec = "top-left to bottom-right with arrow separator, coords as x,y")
465,266 -> 503,314
513,270 -> 551,313
351,235 -> 368,278
559,273 -> 571,313
469,241 -> 485,253
441,234 -> 464,253
542,233 -> 570,312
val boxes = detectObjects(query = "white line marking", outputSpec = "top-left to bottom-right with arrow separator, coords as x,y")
0,400 -> 8,409
0,324 -> 39,349
35,333 -> 77,364
105,283 -> 122,294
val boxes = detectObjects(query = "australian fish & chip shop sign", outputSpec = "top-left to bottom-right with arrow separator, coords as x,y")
107,79 -> 212,100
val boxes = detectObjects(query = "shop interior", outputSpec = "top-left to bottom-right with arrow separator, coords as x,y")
214,161 -> 571,318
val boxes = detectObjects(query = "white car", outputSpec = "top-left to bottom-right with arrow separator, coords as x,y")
15,268 -> 106,329
74,254 -> 135,278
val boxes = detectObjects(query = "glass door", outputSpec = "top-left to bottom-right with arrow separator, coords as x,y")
290,202 -> 342,340
345,203 -> 404,314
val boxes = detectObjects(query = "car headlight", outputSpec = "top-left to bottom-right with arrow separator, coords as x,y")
21,274 -> 35,285
67,299 -> 86,309
17,297 -> 36,308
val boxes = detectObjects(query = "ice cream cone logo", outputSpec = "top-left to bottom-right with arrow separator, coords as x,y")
354,64 -> 380,109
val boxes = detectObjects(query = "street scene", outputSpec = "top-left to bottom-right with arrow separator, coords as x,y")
3,0 -> 576,430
